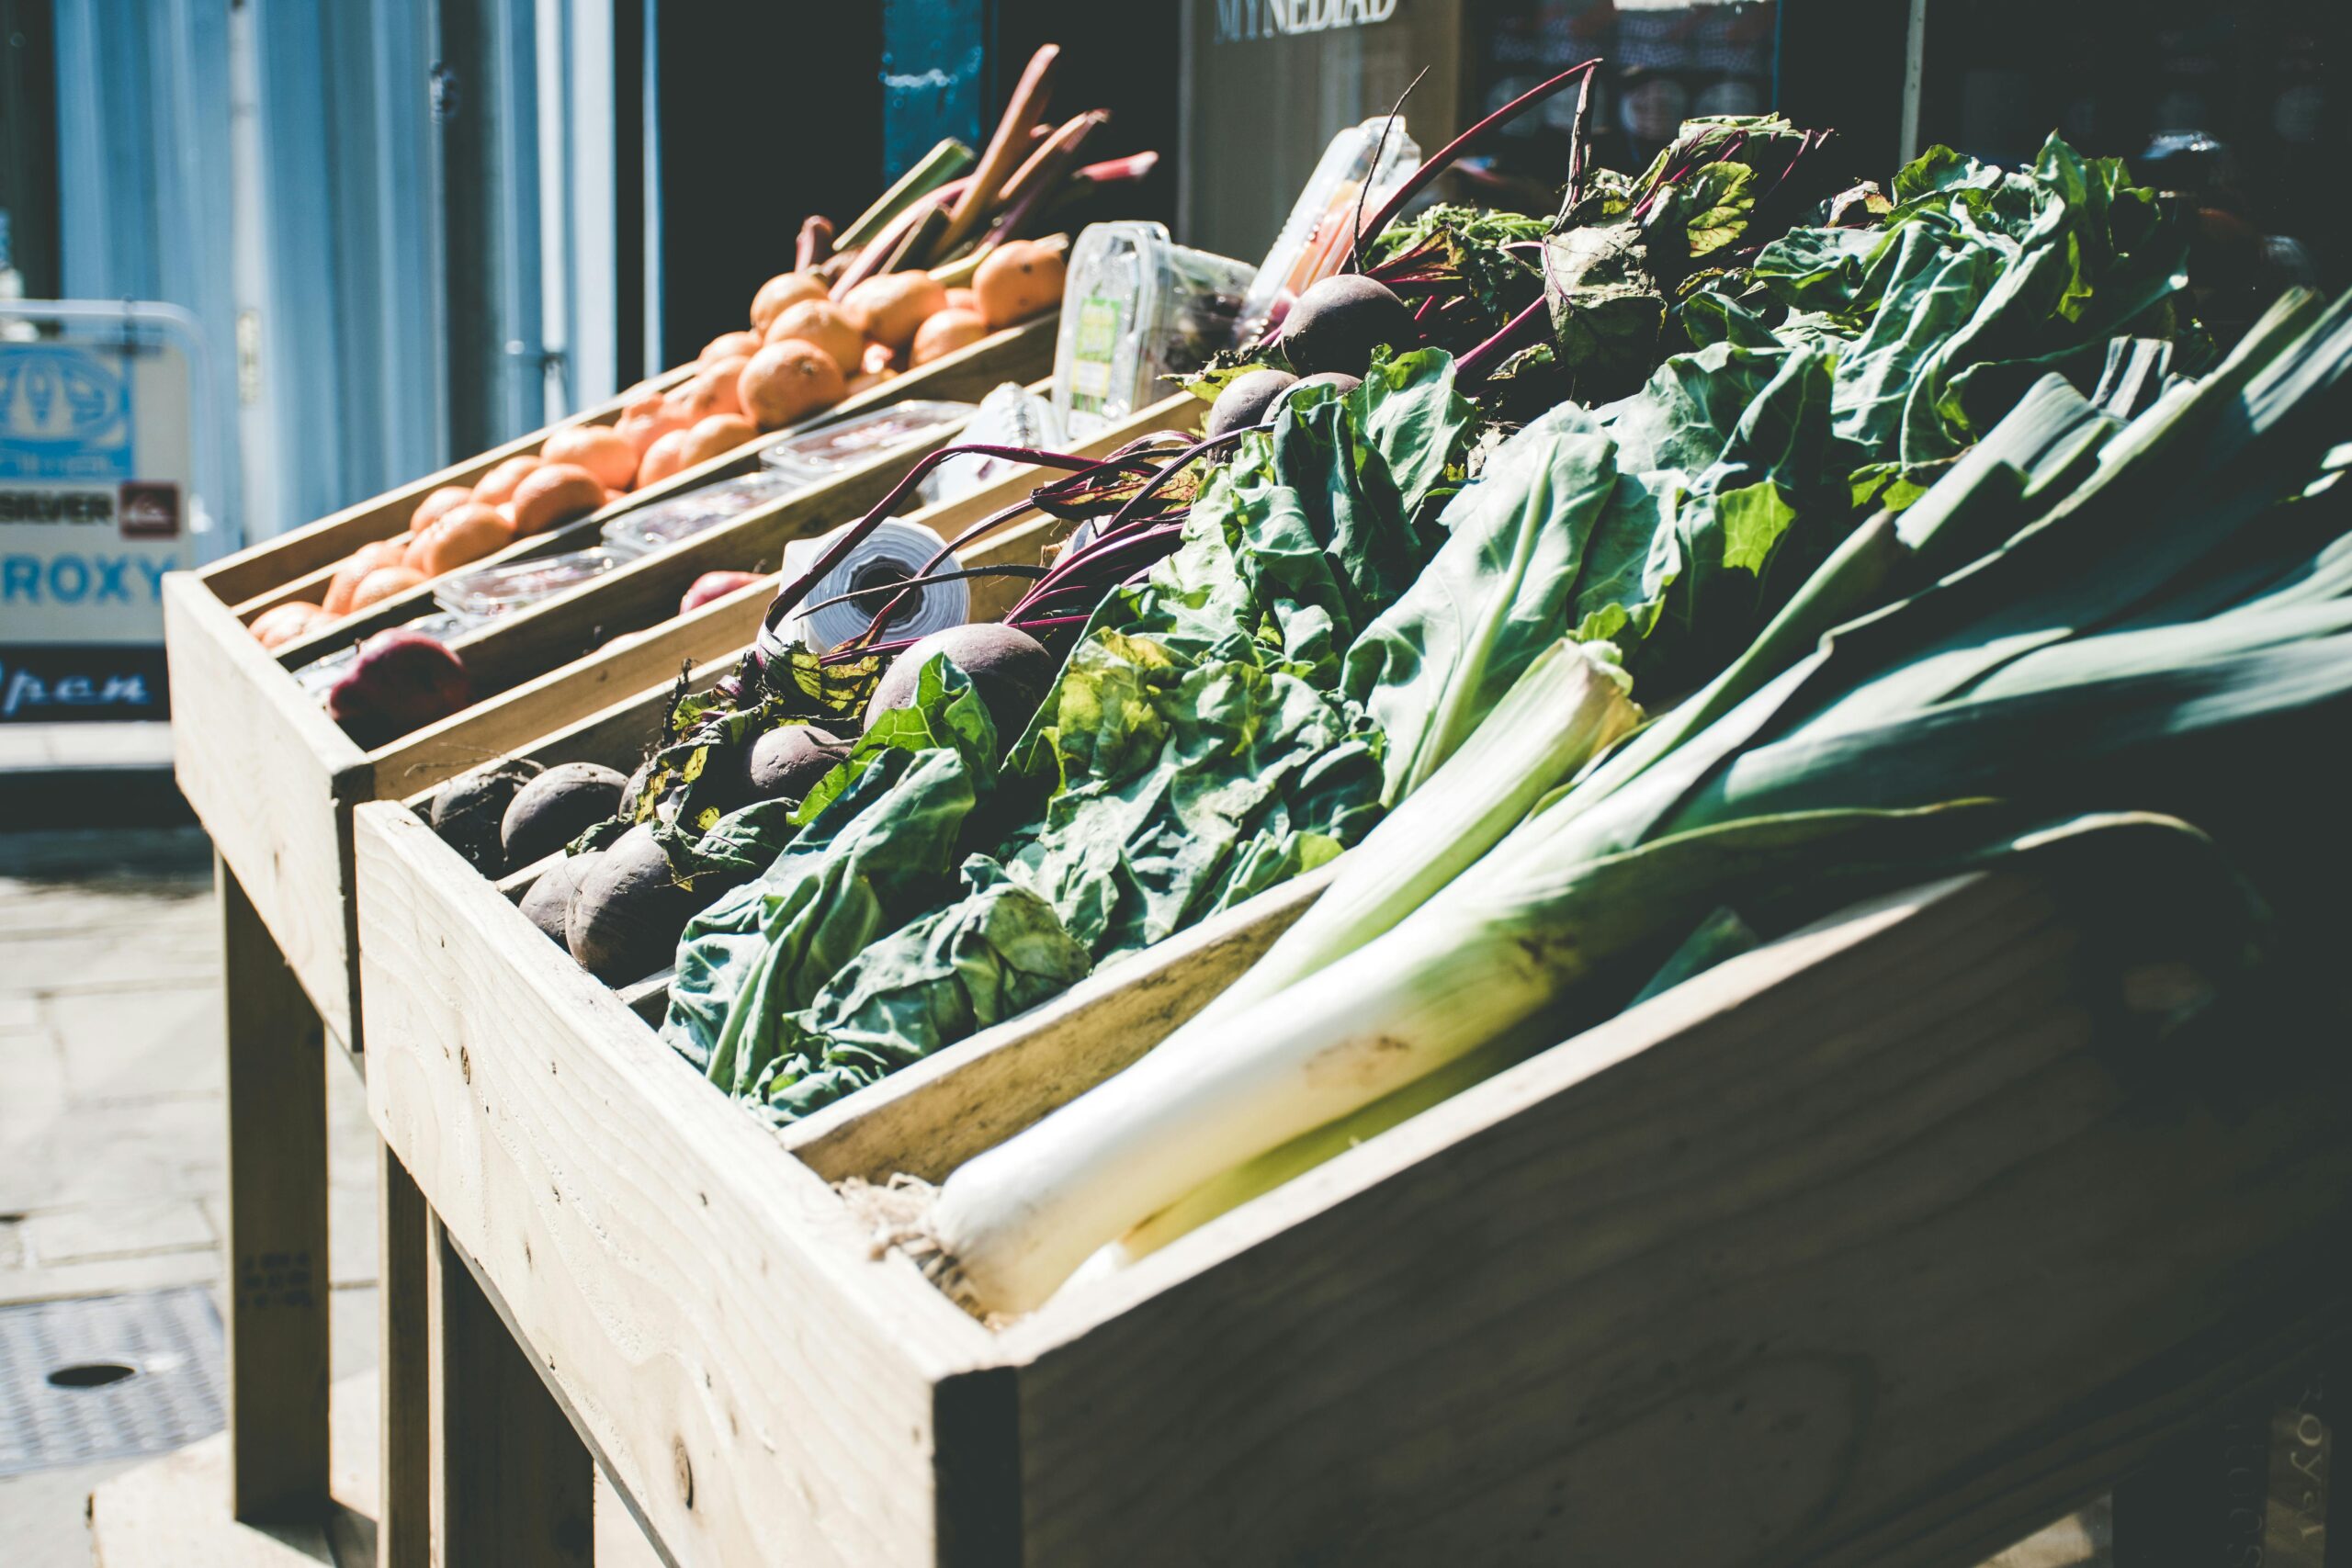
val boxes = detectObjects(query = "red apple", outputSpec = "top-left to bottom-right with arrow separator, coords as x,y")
679,570 -> 765,615
327,629 -> 471,749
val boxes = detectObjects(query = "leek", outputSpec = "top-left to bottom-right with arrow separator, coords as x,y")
1190,637 -> 1638,1032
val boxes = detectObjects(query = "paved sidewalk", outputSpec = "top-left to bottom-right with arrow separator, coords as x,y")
0,828 -> 378,1567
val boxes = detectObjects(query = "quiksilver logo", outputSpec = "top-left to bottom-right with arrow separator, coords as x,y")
1213,0 -> 1402,43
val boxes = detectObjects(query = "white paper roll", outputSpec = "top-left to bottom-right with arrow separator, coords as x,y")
780,517 -> 968,651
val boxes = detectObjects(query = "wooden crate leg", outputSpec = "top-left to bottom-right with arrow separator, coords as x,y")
379,1141 -> 430,1568
426,1213 -> 594,1567
220,855 -> 332,1523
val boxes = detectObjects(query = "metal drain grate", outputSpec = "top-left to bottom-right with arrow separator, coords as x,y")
0,1286 -> 226,1476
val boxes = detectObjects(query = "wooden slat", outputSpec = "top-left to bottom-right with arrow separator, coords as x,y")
379,1144 -> 430,1568
991,874 -> 2352,1567
356,802 -> 994,1568
426,1213 -> 594,1568
256,315 -> 1059,665
219,855 -> 332,1525
166,573 -> 370,1041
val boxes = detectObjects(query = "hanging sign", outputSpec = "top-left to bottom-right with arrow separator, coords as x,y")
0,332 -> 194,721
1212,0 -> 1404,42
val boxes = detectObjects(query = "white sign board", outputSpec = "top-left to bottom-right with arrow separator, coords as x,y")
0,334 -> 194,721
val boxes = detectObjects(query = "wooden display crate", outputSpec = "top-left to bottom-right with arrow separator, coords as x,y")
167,311 -> 1054,1052
353,721 -> 2352,1557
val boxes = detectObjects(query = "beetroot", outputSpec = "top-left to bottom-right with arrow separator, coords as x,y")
429,760 -> 540,874
516,853 -> 588,946
1295,370 -> 1363,396
502,761 -> 628,865
326,630 -> 471,749
747,725 -> 850,801
1204,368 -> 1299,439
1280,275 -> 1415,376
864,623 -> 1056,746
680,570 -> 764,615
566,825 -> 700,984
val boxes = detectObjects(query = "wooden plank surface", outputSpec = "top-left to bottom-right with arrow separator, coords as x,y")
167,573 -> 369,1041
994,874 -> 2352,1567
219,855 -> 333,1525
379,1145 -> 430,1568
356,802 -> 995,1568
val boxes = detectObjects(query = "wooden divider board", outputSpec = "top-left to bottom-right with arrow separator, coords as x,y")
357,773 -> 2352,1568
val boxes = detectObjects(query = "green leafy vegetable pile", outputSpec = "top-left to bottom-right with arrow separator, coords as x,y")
635,126 -> 2211,1147
662,353 -> 1476,1118
1351,133 -> 2192,801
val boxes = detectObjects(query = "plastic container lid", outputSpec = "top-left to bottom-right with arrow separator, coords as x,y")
431,546 -> 635,620
1231,116 -> 1423,347
600,471 -> 797,554
757,399 -> 977,489
921,381 -> 1066,505
1053,221 -> 1257,438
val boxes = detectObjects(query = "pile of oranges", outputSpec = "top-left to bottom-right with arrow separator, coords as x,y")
247,239 -> 1065,652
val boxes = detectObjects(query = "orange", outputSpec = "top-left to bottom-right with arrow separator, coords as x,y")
350,564 -> 426,611
679,413 -> 758,468
910,308 -> 988,366
763,299 -> 862,373
750,271 -> 827,333
973,241 -> 1064,328
410,503 -> 514,575
410,484 -> 474,534
635,428 -> 695,489
667,357 -> 749,424
509,463 -> 607,535
699,330 -> 763,365
472,455 -> 543,507
738,339 -> 846,430
322,538 -> 407,616
839,272 -> 946,351
250,601 -> 327,649
542,424 -> 640,491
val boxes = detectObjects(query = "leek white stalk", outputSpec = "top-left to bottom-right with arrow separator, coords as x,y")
922,887 -> 1584,1315
1190,638 -> 1637,1032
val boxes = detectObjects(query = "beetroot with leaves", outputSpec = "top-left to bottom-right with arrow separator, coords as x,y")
865,624 -> 1056,745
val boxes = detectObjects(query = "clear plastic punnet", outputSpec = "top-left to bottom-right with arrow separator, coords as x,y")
600,471 -> 797,554
431,546 -> 636,620
756,400 -> 977,489
1231,116 -> 1424,347
1052,222 -> 1257,438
